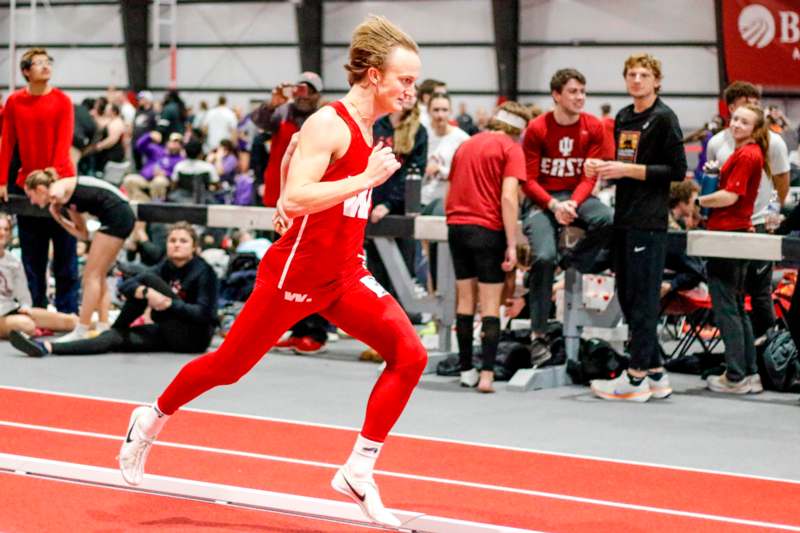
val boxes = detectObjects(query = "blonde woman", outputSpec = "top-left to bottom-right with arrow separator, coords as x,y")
25,169 -> 135,341
0,213 -> 77,338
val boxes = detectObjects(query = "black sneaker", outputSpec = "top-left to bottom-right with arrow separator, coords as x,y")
10,330 -> 49,358
530,338 -> 552,368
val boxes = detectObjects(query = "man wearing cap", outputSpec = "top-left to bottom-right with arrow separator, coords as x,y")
123,130 -> 185,201
251,72 -> 327,355
133,91 -> 158,170
252,72 -> 323,208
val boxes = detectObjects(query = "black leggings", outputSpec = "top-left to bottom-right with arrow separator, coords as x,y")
51,273 -> 213,356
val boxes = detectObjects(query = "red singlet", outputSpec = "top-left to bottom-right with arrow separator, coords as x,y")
262,100 -> 373,293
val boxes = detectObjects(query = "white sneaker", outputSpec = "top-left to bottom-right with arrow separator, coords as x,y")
647,373 -> 673,399
590,371 -> 653,402
459,368 -> 479,387
118,406 -> 162,486
331,465 -> 401,527
53,326 -> 89,343
747,374 -> 764,394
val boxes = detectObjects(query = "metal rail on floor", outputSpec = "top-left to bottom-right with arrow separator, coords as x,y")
0,452 -> 533,533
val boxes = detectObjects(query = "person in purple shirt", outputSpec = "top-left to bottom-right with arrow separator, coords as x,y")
123,131 -> 185,201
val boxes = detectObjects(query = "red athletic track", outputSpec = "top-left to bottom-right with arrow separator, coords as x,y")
0,472 -> 367,532
1,387 -> 800,532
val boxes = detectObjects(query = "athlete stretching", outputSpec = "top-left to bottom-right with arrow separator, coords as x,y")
119,16 -> 424,527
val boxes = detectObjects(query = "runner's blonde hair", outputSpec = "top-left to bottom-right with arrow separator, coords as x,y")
345,15 -> 419,86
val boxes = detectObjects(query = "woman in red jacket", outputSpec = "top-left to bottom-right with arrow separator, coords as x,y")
698,104 -> 770,394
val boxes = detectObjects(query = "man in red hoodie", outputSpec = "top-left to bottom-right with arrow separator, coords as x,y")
0,48 -> 79,313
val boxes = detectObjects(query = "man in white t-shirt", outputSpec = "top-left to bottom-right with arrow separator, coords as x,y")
706,81 -> 791,342
422,92 -> 469,211
202,95 -> 237,152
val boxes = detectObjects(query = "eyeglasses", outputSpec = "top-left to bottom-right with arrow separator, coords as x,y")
30,58 -> 54,67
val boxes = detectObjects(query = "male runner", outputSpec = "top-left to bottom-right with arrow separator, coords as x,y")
119,16 -> 424,528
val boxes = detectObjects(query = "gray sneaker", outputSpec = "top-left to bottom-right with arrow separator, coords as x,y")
530,338 -> 552,367
707,373 -> 751,394
747,374 -> 764,394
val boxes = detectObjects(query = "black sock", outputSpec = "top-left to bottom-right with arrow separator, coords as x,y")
480,316 -> 501,372
648,371 -> 664,381
455,314 -> 474,371
627,372 -> 645,386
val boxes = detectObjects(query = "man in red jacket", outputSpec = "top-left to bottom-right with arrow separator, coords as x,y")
0,48 -> 79,313
522,68 -> 613,364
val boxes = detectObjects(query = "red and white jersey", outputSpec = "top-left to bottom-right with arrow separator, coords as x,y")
260,101 -> 373,295
522,111 -> 610,208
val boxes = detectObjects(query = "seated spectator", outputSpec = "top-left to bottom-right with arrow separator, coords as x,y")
170,139 -> 219,204
86,102 -> 126,175
445,101 -> 531,393
662,180 -> 705,297
124,131 -> 185,201
0,213 -> 77,338
699,104 -> 767,394
10,222 -> 218,357
522,68 -> 613,365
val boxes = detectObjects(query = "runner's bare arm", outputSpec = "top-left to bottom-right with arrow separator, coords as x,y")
281,108 -> 399,218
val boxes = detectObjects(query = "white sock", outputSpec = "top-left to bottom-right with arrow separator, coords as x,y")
138,402 -> 170,439
73,323 -> 89,335
346,434 -> 383,479
95,321 -> 110,332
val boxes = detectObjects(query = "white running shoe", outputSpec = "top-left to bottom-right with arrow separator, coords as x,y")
331,465 -> 401,527
647,373 -> 673,399
459,368 -> 479,387
119,406 -> 160,486
54,326 -> 89,343
590,371 -> 653,402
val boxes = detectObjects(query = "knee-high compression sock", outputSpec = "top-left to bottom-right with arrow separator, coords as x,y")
480,316 -> 501,372
456,314 -> 474,371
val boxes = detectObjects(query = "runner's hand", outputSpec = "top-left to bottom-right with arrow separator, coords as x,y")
273,197 -> 293,235
358,142 -> 400,189
0,185 -> 7,202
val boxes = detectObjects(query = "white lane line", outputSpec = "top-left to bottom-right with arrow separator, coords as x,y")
2,384 -> 800,487
1,420 -> 799,531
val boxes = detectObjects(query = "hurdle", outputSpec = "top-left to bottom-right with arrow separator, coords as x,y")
0,452 -> 533,532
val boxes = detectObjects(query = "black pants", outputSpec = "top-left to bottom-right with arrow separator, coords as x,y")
744,225 -> 775,338
52,273 -> 213,355
708,257 -> 756,381
614,228 -> 667,371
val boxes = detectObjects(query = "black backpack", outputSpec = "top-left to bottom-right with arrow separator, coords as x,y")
567,338 -> 629,385
758,330 -> 800,392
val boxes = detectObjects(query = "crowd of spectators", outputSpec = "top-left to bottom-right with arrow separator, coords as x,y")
2,45 -> 800,402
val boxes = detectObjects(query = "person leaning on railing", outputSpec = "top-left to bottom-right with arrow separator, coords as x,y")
698,104 -> 771,395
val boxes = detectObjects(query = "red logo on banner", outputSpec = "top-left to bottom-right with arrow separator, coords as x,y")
722,0 -> 800,87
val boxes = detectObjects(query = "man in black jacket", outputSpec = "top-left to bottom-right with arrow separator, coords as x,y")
589,54 -> 687,402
